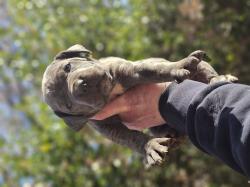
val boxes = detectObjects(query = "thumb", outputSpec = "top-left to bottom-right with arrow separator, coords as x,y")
90,95 -> 129,120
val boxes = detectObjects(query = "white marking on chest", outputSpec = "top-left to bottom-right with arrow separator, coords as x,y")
109,83 -> 125,101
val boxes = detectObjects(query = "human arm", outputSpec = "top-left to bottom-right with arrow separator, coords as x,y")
93,80 -> 250,177
159,80 -> 250,177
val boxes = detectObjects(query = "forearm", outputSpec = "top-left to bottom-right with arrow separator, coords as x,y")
159,80 -> 250,177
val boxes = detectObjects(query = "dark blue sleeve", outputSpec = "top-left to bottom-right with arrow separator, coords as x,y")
159,80 -> 250,178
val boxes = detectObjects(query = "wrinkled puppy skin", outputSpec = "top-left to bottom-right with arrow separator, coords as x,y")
42,44 -> 238,168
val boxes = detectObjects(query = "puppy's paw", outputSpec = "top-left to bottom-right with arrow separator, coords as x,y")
189,50 -> 211,62
144,138 -> 174,169
210,74 -> 239,84
182,56 -> 201,72
170,69 -> 190,81
225,75 -> 239,82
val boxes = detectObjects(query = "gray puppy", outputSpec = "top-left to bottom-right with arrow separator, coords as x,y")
42,44 -> 237,168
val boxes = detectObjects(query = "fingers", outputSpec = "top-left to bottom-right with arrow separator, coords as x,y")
91,95 -> 129,120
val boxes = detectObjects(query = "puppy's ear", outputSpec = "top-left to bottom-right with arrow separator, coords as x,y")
54,111 -> 88,131
54,44 -> 92,60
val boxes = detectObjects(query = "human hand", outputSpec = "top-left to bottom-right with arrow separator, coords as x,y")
91,82 -> 171,131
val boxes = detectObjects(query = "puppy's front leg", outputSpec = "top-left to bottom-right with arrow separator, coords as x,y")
89,116 -> 174,168
110,55 -> 203,88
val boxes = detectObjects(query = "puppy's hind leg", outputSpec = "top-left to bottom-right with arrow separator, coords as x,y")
89,116 -> 171,168
210,74 -> 238,84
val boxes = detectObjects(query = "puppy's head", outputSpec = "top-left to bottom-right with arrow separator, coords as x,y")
42,44 -> 113,131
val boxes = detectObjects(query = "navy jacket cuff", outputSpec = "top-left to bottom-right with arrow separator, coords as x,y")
159,80 -> 207,134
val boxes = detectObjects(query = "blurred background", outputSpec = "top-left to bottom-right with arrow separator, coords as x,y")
0,0 -> 250,186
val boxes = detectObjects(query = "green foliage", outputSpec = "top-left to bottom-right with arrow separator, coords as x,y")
0,0 -> 250,186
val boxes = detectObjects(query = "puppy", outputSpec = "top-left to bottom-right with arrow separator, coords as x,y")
42,44 -> 237,167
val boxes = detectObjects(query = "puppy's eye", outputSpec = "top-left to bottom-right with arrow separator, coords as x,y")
63,63 -> 71,73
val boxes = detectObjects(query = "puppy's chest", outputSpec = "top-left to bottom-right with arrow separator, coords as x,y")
108,83 -> 126,101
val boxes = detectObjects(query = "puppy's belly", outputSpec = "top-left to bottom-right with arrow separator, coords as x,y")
108,83 -> 126,101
